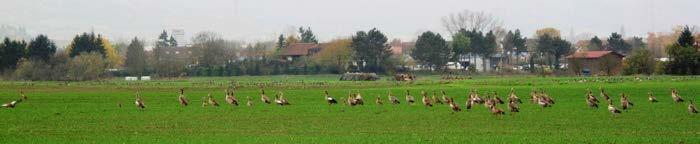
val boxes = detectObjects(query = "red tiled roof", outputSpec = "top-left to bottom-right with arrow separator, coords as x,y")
280,43 -> 319,56
565,51 -> 624,59
389,41 -> 415,55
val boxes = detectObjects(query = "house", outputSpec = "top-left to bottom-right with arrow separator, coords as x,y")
154,46 -> 193,61
565,51 -> 625,75
279,43 -> 323,61
389,40 -> 415,56
150,46 -> 197,69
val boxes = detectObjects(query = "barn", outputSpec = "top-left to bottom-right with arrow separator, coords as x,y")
565,51 -> 625,76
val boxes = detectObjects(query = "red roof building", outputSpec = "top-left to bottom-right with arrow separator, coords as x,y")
566,51 -> 625,75
279,43 -> 323,61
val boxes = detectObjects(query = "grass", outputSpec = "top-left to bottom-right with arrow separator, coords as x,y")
1,75 -> 699,143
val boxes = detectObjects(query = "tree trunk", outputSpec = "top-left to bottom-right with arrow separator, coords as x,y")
482,56 -> 488,72
529,54 -> 536,73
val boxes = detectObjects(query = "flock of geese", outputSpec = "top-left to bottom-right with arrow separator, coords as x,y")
325,87 -> 697,116
131,88 -> 291,109
2,88 -> 697,116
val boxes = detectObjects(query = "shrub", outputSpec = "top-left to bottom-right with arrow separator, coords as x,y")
654,61 -> 667,75
67,52 -> 108,81
623,48 -> 655,75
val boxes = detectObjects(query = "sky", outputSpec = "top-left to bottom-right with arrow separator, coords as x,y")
0,0 -> 698,46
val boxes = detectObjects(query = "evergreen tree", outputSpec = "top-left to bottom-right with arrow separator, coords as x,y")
588,36 -> 603,51
607,33 -> 631,54
502,30 -> 515,64
535,34 -> 572,70
169,35 -> 178,47
627,36 -> 646,49
351,28 -> 391,72
276,34 -> 286,50
156,30 -> 170,48
677,26 -> 695,47
513,30 -> 527,64
665,26 -> 698,75
502,30 -> 526,65
0,38 -> 27,70
551,37 -> 572,69
27,34 -> 57,62
412,31 -> 450,71
68,32 -> 106,57
299,27 -> 318,43
479,31 -> 497,72
466,29 -> 483,66
125,37 -> 146,75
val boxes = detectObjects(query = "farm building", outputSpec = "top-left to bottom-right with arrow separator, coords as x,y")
565,51 -> 625,76
279,43 -> 324,61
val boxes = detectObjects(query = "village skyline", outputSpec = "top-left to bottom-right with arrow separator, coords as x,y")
1,0 -> 699,45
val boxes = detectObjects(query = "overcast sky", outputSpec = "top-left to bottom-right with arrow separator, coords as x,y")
0,0 -> 698,45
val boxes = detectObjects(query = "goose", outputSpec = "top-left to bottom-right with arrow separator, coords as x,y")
375,95 -> 383,105
489,104 -> 505,115
508,101 -> 520,113
441,91 -> 450,103
347,91 -> 357,106
1,100 -> 20,108
260,89 -> 271,104
448,98 -> 461,113
324,90 -> 337,105
471,89 -> 484,104
388,91 -> 400,104
600,87 -> 610,101
530,89 -> 540,104
405,90 -> 415,105
20,90 -> 27,101
607,100 -> 622,116
586,88 -> 599,103
671,88 -> 685,103
354,91 -> 364,105
277,92 -> 290,105
465,98 -> 473,110
537,96 -> 552,109
225,89 -> 239,106
493,91 -> 504,104
421,91 -> 433,107
587,97 -> 599,108
620,93 -> 633,110
484,95 -> 496,108
135,93 -> 145,109
508,88 -> 521,104
648,91 -> 658,103
178,88 -> 189,106
208,93 -> 220,106
541,90 -> 555,104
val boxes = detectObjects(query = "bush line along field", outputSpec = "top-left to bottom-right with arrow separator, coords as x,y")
1,75 -> 699,143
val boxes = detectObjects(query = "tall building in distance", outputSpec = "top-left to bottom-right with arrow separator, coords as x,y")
171,29 -> 185,46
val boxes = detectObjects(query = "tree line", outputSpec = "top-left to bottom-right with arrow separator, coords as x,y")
1,19 -> 699,81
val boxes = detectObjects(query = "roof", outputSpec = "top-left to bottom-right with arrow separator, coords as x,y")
280,43 -> 320,56
565,51 -> 624,59
389,41 -> 415,55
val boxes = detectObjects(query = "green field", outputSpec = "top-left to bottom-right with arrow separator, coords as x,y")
1,75 -> 699,143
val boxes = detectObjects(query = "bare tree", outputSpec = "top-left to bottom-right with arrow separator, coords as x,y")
441,10 -> 503,35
